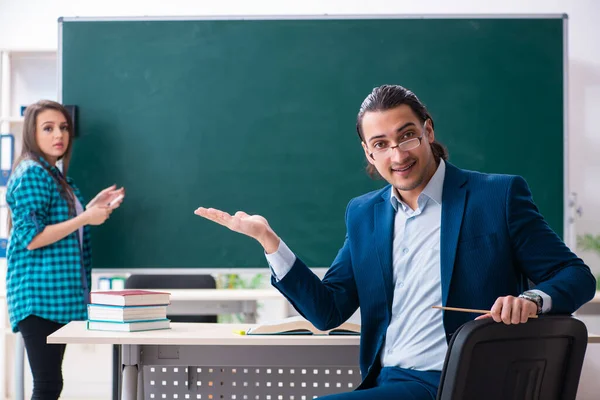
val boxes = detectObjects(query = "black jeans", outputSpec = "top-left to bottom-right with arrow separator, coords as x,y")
18,315 -> 66,400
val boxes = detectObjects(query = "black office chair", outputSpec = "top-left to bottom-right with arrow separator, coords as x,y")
112,274 -> 218,400
437,316 -> 588,400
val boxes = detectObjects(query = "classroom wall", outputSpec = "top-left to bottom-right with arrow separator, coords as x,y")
1,0 -> 599,276
0,1 -> 599,399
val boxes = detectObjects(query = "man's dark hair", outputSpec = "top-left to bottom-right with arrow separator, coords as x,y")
356,85 -> 448,178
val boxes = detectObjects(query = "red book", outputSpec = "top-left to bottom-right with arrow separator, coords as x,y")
90,290 -> 171,306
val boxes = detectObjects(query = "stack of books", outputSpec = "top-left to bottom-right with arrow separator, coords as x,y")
87,290 -> 171,332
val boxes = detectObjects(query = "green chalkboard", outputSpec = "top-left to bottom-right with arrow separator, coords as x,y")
60,16 -> 565,269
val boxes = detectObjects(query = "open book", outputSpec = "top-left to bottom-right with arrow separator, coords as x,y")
245,316 -> 360,336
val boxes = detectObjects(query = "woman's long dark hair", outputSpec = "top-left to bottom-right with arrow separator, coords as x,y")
7,100 -> 75,231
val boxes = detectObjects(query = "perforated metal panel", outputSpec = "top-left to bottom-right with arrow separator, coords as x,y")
123,342 -> 361,399
143,365 -> 361,400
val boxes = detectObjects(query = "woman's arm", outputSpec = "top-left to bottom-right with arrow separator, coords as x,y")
27,213 -> 89,250
27,205 -> 111,250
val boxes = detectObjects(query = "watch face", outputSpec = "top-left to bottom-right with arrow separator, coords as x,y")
523,292 -> 543,313
524,292 -> 540,301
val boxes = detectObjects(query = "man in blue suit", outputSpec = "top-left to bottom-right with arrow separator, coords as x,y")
195,85 -> 596,399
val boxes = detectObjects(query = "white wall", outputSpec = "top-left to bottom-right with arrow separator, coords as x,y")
1,0 -> 599,275
0,1 -> 599,399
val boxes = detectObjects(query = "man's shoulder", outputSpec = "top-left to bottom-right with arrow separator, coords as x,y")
455,164 -> 522,189
348,185 -> 390,210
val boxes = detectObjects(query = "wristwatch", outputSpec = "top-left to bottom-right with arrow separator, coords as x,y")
519,291 -> 543,315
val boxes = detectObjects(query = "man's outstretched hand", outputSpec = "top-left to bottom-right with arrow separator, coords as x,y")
194,207 -> 281,254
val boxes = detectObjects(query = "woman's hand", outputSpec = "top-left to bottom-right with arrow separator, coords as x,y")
83,205 -> 112,226
87,185 -> 125,209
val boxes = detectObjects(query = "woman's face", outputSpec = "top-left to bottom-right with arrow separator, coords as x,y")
35,109 -> 69,165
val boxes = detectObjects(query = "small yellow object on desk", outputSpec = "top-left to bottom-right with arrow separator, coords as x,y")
232,329 -> 247,335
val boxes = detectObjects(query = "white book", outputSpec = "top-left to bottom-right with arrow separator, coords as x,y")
86,319 -> 171,332
87,304 -> 168,322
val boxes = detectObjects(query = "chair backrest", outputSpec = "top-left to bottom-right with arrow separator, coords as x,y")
125,274 -> 217,323
437,316 -> 588,400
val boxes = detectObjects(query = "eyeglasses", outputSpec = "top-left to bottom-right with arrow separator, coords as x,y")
368,121 -> 428,160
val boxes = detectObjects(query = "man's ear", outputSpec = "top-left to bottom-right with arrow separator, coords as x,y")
361,141 -> 375,165
425,119 -> 435,144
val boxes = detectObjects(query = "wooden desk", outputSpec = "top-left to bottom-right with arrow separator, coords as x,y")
49,322 -> 361,400
114,288 -> 286,399
47,322 -> 600,400
15,288 -> 288,400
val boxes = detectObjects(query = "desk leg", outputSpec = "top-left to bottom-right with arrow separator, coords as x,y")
137,362 -> 144,400
241,300 -> 258,323
121,365 -> 137,400
113,345 -> 121,400
15,332 -> 24,400
121,344 -> 143,400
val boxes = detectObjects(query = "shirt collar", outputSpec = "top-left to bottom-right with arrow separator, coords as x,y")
390,159 -> 446,211
36,155 -> 73,183
36,154 -> 54,170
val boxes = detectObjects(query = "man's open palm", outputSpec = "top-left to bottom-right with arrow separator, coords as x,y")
194,207 -> 271,240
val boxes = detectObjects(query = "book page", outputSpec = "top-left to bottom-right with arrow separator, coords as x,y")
246,316 -> 314,335
246,316 -> 360,335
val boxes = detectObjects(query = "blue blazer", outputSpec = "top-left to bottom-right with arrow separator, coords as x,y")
272,162 -> 596,388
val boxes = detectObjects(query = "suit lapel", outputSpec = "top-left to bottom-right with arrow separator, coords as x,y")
440,163 -> 468,306
374,187 -> 395,315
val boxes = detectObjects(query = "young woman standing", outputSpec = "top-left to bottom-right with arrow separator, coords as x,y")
6,100 -> 125,399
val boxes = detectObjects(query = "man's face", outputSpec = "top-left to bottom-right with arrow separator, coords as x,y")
361,104 -> 437,195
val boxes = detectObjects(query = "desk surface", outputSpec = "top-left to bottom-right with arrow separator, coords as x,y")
154,289 -> 284,301
47,322 -> 361,346
49,321 -> 600,345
